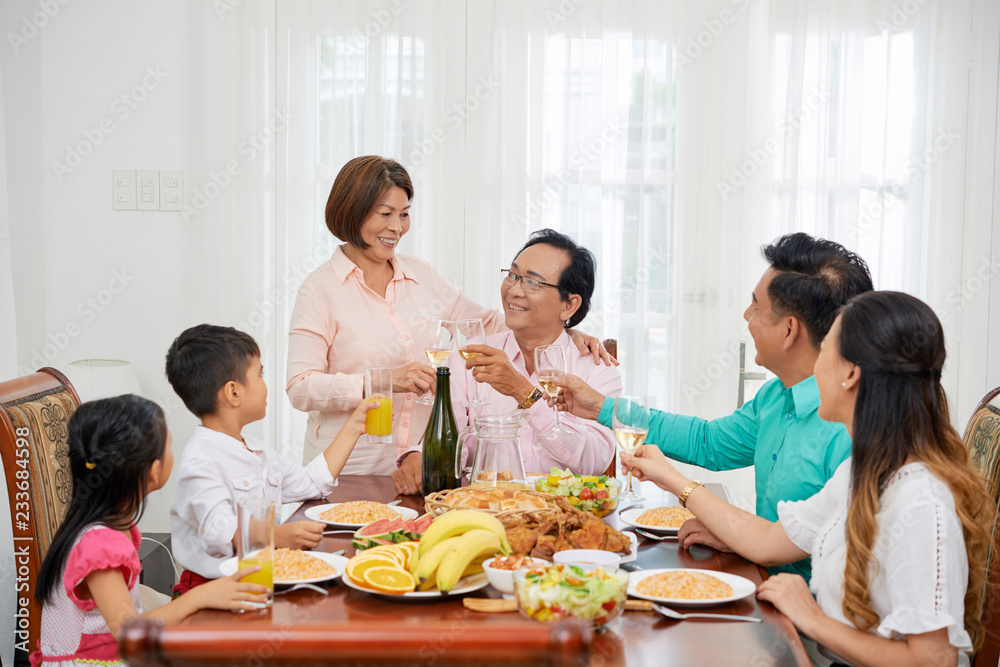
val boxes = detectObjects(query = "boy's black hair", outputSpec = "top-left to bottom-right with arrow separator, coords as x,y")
516,228 -> 597,329
36,395 -> 167,604
165,324 -> 260,417
762,233 -> 874,347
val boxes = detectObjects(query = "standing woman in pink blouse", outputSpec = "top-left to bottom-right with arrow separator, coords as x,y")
286,156 -> 609,475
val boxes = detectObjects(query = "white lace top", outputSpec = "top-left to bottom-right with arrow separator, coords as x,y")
778,460 -> 972,666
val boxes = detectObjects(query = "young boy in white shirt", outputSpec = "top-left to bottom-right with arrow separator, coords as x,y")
166,324 -> 377,595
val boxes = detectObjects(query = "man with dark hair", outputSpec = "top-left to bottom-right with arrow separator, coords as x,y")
392,229 -> 622,494
556,233 -> 873,579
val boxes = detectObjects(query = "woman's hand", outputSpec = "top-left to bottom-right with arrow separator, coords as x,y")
195,566 -> 273,612
620,445 -> 685,491
566,329 -> 619,366
756,573 -> 824,638
550,374 -> 605,421
392,362 -> 436,396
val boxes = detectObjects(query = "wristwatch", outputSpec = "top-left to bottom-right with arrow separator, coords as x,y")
517,387 -> 544,410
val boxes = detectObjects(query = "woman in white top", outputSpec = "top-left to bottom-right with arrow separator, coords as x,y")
623,291 -> 993,666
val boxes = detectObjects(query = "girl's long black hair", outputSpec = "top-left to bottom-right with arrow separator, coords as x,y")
35,394 -> 167,604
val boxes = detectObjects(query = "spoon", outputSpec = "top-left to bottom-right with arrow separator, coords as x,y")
654,604 -> 761,623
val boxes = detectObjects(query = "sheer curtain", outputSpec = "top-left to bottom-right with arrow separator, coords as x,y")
278,0 -> 996,505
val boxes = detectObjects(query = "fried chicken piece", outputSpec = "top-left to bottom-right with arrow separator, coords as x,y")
532,534 -> 557,560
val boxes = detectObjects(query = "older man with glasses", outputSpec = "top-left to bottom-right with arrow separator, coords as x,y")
392,228 -> 623,495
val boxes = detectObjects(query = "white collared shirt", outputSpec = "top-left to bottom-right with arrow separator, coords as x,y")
170,425 -> 338,578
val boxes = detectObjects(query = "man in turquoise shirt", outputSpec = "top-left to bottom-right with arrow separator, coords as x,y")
556,233 -> 873,579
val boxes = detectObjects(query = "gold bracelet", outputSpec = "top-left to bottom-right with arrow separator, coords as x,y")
678,480 -> 704,508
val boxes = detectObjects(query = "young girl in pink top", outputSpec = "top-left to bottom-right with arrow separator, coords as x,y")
32,395 -> 268,667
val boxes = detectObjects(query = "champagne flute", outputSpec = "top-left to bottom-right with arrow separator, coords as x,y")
613,395 -> 650,502
457,319 -> 488,407
534,345 -> 567,434
417,320 -> 455,405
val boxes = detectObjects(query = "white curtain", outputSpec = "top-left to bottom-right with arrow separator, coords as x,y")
279,0 -> 998,505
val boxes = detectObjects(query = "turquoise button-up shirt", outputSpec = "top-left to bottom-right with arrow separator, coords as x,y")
598,376 -> 851,579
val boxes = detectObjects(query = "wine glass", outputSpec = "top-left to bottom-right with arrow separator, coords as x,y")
417,320 -> 455,405
457,319 -> 488,407
534,345 -> 567,434
613,395 -> 650,502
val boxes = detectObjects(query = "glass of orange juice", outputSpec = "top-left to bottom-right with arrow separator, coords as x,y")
365,367 -> 394,444
236,497 -> 274,609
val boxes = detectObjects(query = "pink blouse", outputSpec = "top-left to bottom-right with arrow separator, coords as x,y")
286,246 -> 504,474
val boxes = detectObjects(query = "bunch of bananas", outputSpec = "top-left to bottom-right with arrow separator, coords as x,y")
410,510 -> 512,592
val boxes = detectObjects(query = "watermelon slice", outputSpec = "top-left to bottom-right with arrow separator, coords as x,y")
352,512 -> 435,550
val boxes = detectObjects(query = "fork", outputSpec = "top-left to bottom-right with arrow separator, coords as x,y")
654,604 -> 761,623
631,528 -> 678,542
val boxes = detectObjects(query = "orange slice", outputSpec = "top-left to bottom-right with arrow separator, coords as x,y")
346,555 -> 399,587
363,566 -> 416,594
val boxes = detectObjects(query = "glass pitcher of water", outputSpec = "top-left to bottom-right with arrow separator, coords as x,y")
455,414 -> 528,488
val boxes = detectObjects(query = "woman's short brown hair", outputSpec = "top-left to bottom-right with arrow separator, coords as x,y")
325,156 -> 414,249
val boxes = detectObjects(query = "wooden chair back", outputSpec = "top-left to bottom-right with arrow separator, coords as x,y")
0,368 -> 80,666
965,385 -> 1000,667
601,339 -> 618,480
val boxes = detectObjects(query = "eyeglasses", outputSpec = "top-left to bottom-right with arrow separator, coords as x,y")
500,269 -> 562,294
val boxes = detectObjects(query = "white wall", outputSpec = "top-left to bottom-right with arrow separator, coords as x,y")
2,0 -> 280,537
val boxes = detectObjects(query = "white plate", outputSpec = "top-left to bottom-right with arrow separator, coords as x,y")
341,570 -> 489,600
304,503 -> 419,528
219,551 -> 349,586
619,507 -> 691,535
627,568 -> 756,607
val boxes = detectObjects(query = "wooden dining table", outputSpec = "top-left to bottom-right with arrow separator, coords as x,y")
121,476 -> 810,666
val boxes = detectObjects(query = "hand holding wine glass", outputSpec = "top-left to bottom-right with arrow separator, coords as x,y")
613,395 -> 650,502
457,319 -> 488,407
534,344 -> 567,434
417,320 -> 455,405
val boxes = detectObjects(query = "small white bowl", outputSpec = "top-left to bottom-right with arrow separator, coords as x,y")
483,556 -> 550,594
552,549 -> 621,573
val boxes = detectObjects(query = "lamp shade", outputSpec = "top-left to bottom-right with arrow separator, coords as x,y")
63,359 -> 143,402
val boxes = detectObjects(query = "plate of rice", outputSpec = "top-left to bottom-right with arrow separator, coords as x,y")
627,568 -> 755,606
305,500 -> 419,528
219,548 -> 349,585
619,506 -> 695,535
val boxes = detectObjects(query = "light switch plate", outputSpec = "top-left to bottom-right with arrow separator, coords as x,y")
159,170 -> 183,211
112,169 -> 136,210
137,169 -> 159,211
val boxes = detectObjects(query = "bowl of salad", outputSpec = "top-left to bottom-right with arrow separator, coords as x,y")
533,468 -> 620,517
513,563 -> 629,627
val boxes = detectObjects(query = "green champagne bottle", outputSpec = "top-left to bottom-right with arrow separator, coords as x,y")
422,367 -> 460,495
